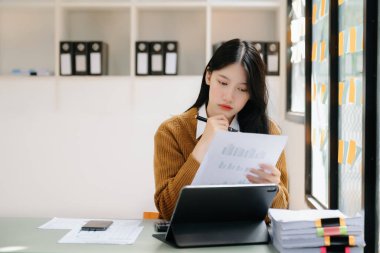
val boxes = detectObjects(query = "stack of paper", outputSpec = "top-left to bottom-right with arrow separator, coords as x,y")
268,209 -> 365,253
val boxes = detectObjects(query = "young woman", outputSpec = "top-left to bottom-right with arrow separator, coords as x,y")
154,38 -> 288,221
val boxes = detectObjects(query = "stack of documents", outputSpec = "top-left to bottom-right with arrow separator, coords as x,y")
39,217 -> 143,245
268,209 -> 365,253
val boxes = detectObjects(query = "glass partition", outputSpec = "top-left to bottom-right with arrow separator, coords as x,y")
310,0 -> 330,207
337,0 -> 363,216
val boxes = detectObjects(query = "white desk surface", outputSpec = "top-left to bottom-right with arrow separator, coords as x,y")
0,217 -> 278,253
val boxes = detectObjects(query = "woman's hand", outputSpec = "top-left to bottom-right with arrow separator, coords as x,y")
192,115 -> 229,163
246,164 -> 281,184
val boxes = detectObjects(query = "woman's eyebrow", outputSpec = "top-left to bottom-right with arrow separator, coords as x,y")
218,74 -> 248,85
217,74 -> 230,80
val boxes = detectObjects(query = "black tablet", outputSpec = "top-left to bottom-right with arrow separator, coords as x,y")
153,184 -> 278,248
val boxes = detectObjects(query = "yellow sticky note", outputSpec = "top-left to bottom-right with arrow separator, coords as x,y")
312,4 -> 317,24
349,27 -> 357,53
320,41 -> 326,61
347,140 -> 356,165
338,0 -> 344,5
339,82 -> 344,105
312,42 -> 317,61
338,31 -> 344,56
320,0 -> 326,18
349,78 -> 356,103
338,139 -> 344,164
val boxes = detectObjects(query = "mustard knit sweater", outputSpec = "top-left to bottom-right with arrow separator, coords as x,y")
154,107 -> 289,220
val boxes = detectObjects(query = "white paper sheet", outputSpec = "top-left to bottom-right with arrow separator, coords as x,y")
38,217 -> 88,230
58,220 -> 143,245
192,131 -> 287,185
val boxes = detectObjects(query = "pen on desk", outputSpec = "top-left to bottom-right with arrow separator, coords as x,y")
195,115 -> 238,132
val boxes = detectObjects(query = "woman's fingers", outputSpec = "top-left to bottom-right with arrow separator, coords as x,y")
246,164 -> 281,184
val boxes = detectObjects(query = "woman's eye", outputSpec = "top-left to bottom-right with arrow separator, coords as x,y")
237,87 -> 248,92
218,80 -> 228,86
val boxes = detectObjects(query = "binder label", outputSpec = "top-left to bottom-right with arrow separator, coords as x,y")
75,55 -> 87,72
165,53 -> 177,75
61,53 -> 72,75
151,55 -> 163,72
90,52 -> 101,74
137,53 -> 149,75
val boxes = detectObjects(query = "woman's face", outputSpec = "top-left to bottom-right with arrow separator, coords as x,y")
205,63 -> 250,122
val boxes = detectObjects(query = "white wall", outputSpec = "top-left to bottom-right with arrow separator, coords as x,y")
0,76 -> 201,218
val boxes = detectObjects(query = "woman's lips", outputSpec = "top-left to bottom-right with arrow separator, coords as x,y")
219,104 -> 233,110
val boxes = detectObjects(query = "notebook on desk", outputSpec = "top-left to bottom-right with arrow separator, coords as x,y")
152,184 -> 278,248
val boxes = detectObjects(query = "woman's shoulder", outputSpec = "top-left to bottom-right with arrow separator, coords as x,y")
156,107 -> 198,134
268,118 -> 282,135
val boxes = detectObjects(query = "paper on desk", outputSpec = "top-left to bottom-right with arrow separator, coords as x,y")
58,220 -> 143,245
38,217 -> 88,229
192,131 -> 287,185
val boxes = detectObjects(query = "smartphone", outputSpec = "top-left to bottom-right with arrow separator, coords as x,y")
81,220 -> 113,231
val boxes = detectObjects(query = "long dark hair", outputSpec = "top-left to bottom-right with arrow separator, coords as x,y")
189,38 -> 269,134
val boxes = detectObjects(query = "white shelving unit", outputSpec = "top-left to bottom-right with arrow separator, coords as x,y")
0,0 -> 285,219
0,0 -> 280,76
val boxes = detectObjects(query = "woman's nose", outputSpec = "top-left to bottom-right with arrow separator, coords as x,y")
223,88 -> 234,102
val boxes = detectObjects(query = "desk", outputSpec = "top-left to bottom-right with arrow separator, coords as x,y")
0,218 -> 277,253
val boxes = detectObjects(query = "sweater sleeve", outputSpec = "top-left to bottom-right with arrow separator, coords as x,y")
268,121 -> 289,209
154,124 -> 200,220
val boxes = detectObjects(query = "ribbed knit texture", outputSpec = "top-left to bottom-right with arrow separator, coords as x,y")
154,107 -> 289,220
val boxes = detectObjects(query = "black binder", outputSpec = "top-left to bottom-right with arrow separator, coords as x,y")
88,41 -> 108,75
163,41 -> 178,75
265,42 -> 280,75
252,41 -> 266,63
73,41 -> 88,75
135,41 -> 150,76
59,41 -> 74,76
153,184 -> 278,248
149,41 -> 164,75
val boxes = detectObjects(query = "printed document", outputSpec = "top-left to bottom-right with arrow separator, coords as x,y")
192,131 -> 287,185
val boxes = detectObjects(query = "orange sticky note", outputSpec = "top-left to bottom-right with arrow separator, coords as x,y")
320,41 -> 326,61
312,42 -> 317,61
320,83 -> 326,101
312,4 -> 317,24
349,27 -> 357,53
338,0 -> 344,5
320,0 -> 326,18
320,129 -> 325,147
349,78 -> 356,103
338,82 -> 344,105
338,139 -> 344,164
312,83 -> 317,101
347,140 -> 356,165
338,31 -> 344,56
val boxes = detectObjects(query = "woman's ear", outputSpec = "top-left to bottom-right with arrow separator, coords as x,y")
205,70 -> 211,85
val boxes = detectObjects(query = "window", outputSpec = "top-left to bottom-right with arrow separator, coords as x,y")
286,0 -> 305,123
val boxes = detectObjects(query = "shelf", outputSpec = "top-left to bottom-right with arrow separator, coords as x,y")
137,8 -> 206,75
209,0 -> 279,10
211,8 -> 278,44
60,8 -> 131,76
0,7 -> 55,75
0,0 -> 54,8
0,0 -> 282,77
